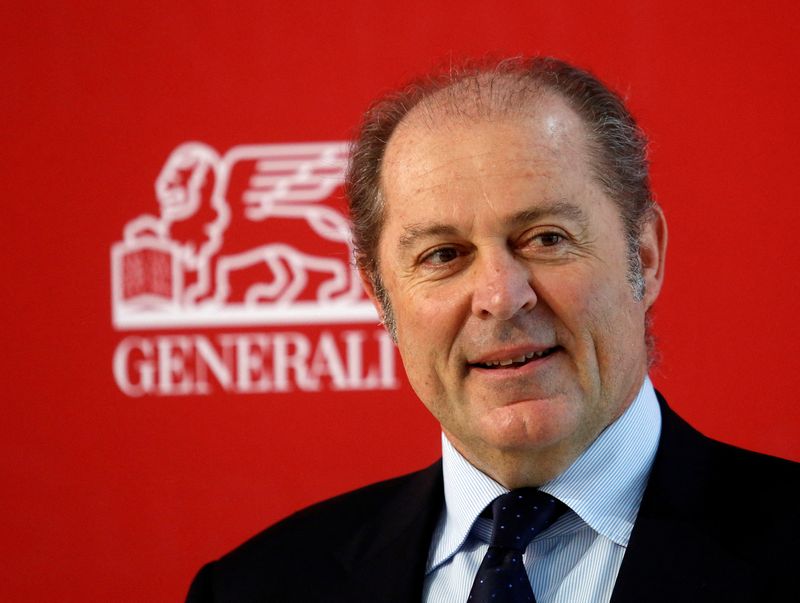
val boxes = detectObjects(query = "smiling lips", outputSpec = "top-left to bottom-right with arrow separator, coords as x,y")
472,346 -> 560,369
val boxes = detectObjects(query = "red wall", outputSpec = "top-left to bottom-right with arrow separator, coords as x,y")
4,2 -> 799,601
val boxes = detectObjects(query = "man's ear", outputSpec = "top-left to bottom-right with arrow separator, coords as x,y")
358,263 -> 385,323
638,205 -> 668,309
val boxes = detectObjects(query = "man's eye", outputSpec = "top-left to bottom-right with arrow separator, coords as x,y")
422,247 -> 460,265
537,233 -> 564,247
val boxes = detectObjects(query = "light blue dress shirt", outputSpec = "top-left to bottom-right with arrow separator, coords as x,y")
423,377 -> 661,603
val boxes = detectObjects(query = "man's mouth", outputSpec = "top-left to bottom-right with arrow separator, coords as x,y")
470,346 -> 560,369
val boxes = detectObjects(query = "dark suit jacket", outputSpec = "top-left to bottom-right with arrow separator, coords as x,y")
186,396 -> 799,602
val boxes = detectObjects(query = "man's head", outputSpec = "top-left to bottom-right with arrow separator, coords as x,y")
347,57 -> 667,486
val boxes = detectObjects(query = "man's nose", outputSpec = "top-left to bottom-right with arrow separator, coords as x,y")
470,250 -> 537,320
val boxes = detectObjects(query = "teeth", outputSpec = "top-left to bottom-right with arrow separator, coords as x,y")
481,348 -> 552,368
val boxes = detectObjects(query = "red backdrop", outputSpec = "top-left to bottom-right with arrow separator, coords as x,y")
4,2 -> 799,601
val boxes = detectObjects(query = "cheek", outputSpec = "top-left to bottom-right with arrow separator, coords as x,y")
535,268 -> 599,332
581,283 -> 647,394
538,267 -> 640,361
395,296 -> 459,376
395,282 -> 467,344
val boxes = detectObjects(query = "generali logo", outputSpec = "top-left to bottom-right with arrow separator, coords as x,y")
110,142 -> 397,397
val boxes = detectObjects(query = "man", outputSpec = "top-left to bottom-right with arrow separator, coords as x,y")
186,57 -> 798,602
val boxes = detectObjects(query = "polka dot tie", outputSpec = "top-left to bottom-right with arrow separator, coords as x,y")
467,489 -> 566,603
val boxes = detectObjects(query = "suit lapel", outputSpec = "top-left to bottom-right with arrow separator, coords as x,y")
610,395 -> 760,603
329,461 -> 444,603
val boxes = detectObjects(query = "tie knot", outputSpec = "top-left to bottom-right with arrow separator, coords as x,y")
487,488 -> 565,551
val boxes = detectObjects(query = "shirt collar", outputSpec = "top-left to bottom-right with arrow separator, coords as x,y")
427,377 -> 662,572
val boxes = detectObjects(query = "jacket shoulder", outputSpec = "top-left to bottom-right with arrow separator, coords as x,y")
656,397 -> 799,504
705,435 -> 799,481
186,462 -> 443,602
234,464 -> 437,556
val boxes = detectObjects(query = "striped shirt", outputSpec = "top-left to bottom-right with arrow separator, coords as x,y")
422,377 -> 661,603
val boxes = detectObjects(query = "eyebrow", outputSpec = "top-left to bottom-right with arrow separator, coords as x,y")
396,199 -> 590,250
398,223 -> 461,249
509,200 -> 590,230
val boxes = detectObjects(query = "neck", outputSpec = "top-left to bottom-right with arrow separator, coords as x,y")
445,432 -> 591,488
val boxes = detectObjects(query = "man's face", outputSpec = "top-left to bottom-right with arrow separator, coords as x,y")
372,93 -> 664,482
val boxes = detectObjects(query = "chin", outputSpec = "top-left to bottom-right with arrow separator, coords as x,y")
477,399 -> 581,453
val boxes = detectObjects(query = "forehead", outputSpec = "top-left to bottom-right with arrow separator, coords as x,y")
380,91 -> 595,212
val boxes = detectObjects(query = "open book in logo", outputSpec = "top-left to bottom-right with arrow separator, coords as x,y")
111,142 -> 376,329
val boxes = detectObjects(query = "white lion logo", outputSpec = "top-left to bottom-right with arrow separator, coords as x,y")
111,142 -> 375,329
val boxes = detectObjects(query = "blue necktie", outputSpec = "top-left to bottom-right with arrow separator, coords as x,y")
467,489 -> 566,603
